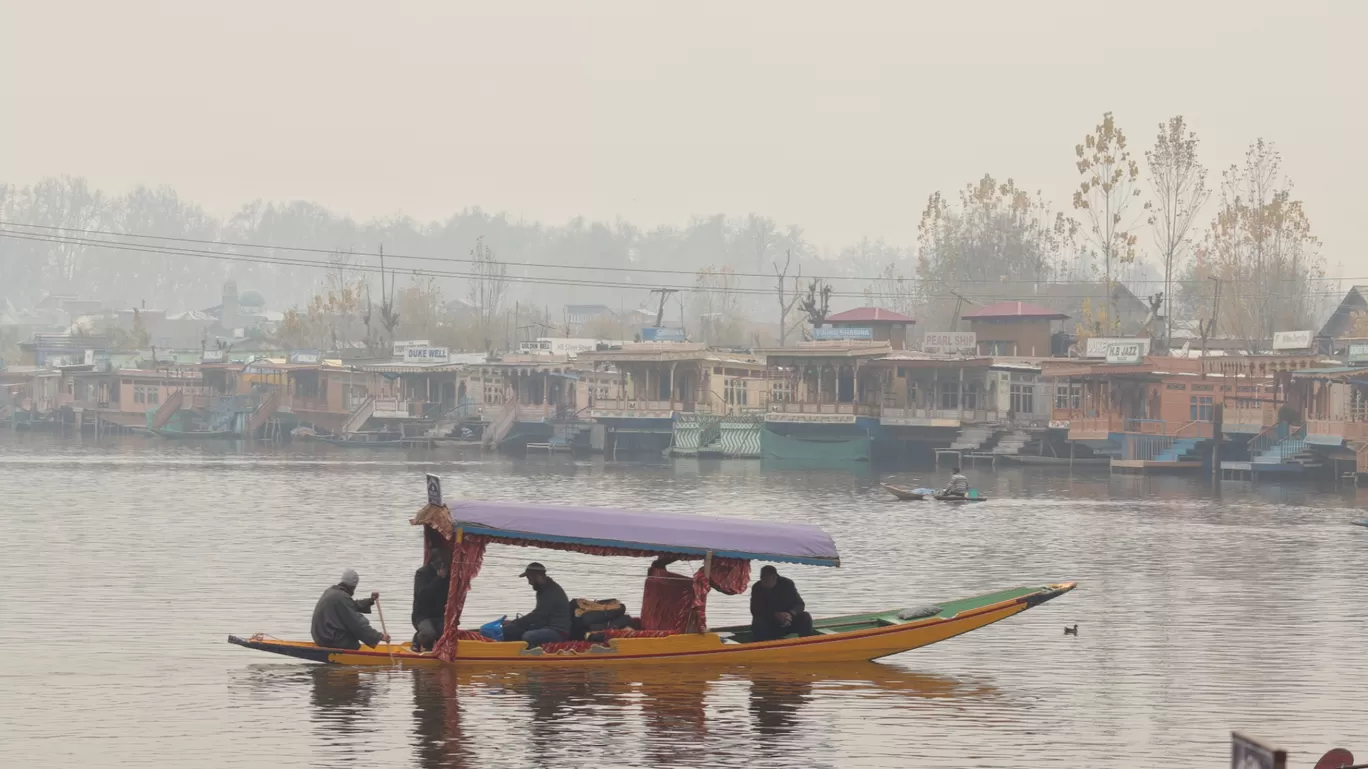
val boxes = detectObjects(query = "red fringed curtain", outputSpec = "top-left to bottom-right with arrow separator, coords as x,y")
643,557 -> 751,633
432,534 -> 489,662
641,563 -> 696,632
689,557 -> 750,631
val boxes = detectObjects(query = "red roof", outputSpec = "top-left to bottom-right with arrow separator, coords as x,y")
961,301 -> 1069,321
824,307 -> 915,323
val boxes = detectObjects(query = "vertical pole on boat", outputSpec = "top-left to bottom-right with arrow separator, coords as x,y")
701,551 -> 713,634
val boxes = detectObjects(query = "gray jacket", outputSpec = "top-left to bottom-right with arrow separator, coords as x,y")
310,585 -> 382,649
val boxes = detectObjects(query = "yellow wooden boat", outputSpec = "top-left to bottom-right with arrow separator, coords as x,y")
229,478 -> 1074,667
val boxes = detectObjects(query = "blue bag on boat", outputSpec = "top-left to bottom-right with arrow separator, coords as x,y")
479,615 -> 507,641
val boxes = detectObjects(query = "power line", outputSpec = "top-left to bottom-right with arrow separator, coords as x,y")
0,227 -> 1354,302
0,218 -> 1353,287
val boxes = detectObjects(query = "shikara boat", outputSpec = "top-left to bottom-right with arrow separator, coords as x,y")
150,427 -> 238,440
1003,455 -> 1109,466
229,486 -> 1072,667
880,483 -> 925,501
312,434 -> 408,448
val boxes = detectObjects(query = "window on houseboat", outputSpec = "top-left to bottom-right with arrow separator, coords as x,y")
939,381 -> 959,410
770,379 -> 793,402
983,340 -> 1016,356
1054,383 -> 1082,410
1190,396 -> 1214,421
1010,383 -> 1035,415
724,378 -> 748,406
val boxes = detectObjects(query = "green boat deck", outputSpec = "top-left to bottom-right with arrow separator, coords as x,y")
714,585 -> 1049,643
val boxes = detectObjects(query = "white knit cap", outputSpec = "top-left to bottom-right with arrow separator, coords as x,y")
340,569 -> 359,587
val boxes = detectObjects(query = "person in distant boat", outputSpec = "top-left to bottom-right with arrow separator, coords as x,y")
942,467 -> 970,498
502,562 -> 573,648
411,547 -> 449,653
310,569 -> 388,650
749,565 -> 817,642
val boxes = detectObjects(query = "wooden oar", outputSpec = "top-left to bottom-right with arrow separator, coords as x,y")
374,596 -> 397,665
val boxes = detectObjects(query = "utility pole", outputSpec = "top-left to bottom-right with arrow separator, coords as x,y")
649,288 -> 679,328
1200,276 -> 1221,364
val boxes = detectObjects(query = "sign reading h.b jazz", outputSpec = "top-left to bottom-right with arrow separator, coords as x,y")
812,327 -> 874,341
1083,337 -> 1150,359
1105,342 -> 1145,364
288,350 -> 320,364
404,346 -> 450,363
1348,342 -> 1368,363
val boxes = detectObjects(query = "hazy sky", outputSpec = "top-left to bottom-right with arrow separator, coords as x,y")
2,0 -> 1363,271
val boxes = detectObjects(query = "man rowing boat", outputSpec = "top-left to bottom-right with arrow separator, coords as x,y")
310,569 -> 390,650
942,467 -> 970,498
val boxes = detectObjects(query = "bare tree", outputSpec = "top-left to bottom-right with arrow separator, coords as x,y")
1073,112 -> 1148,326
772,250 -> 803,346
468,236 -> 509,353
1195,140 -> 1322,351
1146,115 -> 1209,343
798,279 -> 831,327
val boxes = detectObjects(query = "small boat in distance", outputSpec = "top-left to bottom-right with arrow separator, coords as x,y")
880,483 -> 925,501
149,427 -> 237,440
933,493 -> 989,503
229,482 -> 1071,667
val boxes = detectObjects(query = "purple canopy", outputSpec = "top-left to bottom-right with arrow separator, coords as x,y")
445,500 -> 840,566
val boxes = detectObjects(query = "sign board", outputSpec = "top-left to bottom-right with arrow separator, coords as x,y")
923,331 -> 976,353
392,339 -> 430,358
1231,732 -> 1285,769
1084,337 -> 1150,359
1271,330 -> 1313,350
425,473 -> 443,506
83,349 -> 95,366
641,327 -> 686,342
404,346 -> 450,364
812,326 -> 874,341
288,350 -> 320,365
1105,342 -> 1145,365
201,350 -> 225,363
1348,342 -> 1368,363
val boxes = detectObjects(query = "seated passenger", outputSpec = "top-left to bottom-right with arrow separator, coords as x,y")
502,562 -> 572,648
749,565 -> 817,642
943,467 -> 970,498
311,569 -> 389,650
411,546 -> 449,652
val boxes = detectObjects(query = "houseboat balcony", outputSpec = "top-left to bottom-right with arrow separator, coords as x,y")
1223,403 -> 1277,434
765,401 -> 879,424
370,397 -> 430,419
589,398 -> 692,419
879,406 -> 1002,427
1306,419 -> 1368,444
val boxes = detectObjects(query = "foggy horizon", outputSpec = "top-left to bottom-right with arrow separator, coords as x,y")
3,1 -> 1363,257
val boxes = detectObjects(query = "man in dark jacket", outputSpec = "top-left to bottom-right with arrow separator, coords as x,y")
502,562 -> 572,648
411,548 -> 449,652
311,569 -> 388,650
749,565 -> 817,642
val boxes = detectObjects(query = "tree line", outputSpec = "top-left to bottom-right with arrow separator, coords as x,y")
0,111 -> 1328,353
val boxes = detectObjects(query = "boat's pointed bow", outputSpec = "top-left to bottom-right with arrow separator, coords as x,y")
1022,582 -> 1078,609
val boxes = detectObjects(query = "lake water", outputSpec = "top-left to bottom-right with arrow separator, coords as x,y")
2,433 -> 1367,767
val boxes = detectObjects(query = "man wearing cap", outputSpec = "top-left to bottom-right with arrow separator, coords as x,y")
749,565 -> 817,642
501,562 -> 572,648
310,569 -> 389,650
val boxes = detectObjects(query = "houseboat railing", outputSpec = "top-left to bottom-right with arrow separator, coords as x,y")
1127,434 -> 1176,461
1123,417 -> 1168,435
1357,441 -> 1368,475
1173,420 -> 1214,439
1248,422 -> 1288,458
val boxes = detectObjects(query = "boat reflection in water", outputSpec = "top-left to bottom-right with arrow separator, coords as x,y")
383,663 -> 1002,768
